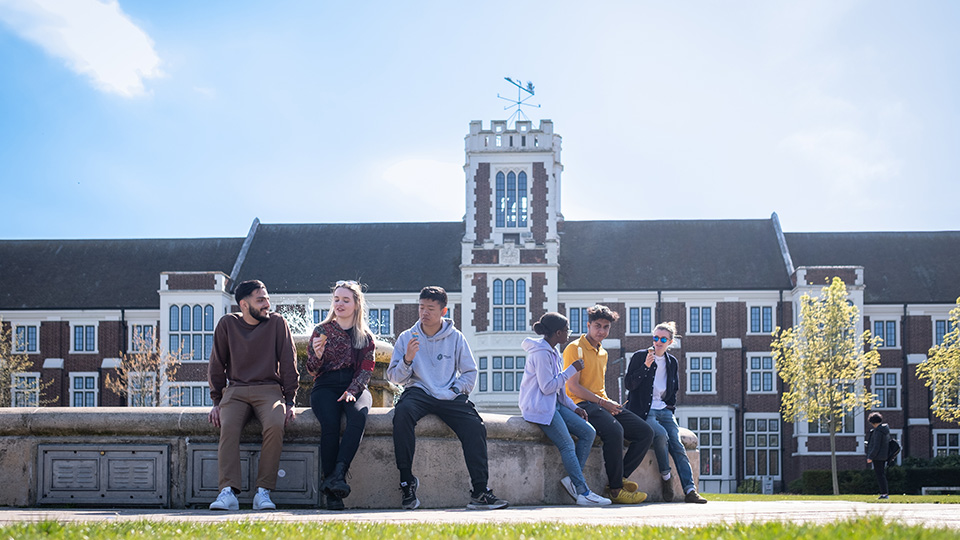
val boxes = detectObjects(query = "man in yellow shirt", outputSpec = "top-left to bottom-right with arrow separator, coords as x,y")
563,305 -> 653,504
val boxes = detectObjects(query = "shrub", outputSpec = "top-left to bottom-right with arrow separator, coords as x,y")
737,478 -> 762,494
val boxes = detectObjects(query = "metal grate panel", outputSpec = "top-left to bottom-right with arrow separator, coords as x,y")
38,445 -> 168,506
186,443 -> 318,507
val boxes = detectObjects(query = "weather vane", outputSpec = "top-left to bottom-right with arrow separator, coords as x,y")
498,77 -> 540,128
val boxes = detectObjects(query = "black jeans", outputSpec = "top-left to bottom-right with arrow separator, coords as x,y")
578,401 -> 654,490
873,460 -> 888,495
310,368 -> 372,477
392,387 -> 489,492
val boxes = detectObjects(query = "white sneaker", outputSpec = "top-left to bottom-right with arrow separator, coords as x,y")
577,490 -> 612,506
253,487 -> 276,510
209,487 -> 239,511
559,476 -> 578,501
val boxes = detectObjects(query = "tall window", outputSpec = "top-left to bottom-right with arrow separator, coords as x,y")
13,325 -> 38,353
934,430 -> 960,456
689,306 -> 713,334
128,373 -> 157,407
750,306 -> 774,334
313,309 -> 330,324
744,414 -> 780,479
169,304 -> 215,361
688,416 -> 724,477
747,355 -> 775,394
935,319 -> 956,346
492,278 -> 527,332
568,307 -> 589,335
131,324 -> 155,352
873,370 -> 899,409
873,320 -> 898,348
12,372 -> 40,407
369,309 -> 391,336
495,171 -> 528,228
72,324 -> 97,352
687,354 -> 715,394
477,355 -> 525,393
168,383 -> 213,407
69,372 -> 98,407
628,307 -> 652,335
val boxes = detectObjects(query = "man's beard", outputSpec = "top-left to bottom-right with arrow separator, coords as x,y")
248,305 -> 270,322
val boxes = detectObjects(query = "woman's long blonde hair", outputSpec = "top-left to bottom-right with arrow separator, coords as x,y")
321,280 -> 372,349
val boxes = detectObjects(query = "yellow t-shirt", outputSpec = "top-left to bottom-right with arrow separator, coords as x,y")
562,334 -> 609,403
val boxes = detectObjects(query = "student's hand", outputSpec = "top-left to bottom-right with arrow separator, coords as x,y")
644,348 -> 656,368
284,405 -> 296,426
208,405 -> 221,427
575,407 -> 588,420
404,336 -> 420,364
572,358 -> 585,372
337,391 -> 356,403
312,334 -> 327,359
867,458 -> 872,464
601,399 -> 623,415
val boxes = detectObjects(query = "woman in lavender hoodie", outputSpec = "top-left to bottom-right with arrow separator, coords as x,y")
519,312 -> 611,506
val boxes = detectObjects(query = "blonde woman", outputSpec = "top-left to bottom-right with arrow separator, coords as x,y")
306,280 -> 375,510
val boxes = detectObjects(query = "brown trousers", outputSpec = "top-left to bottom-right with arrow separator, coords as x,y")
217,384 -> 286,491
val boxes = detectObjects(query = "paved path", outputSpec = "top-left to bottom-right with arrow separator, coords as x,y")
0,501 -> 958,529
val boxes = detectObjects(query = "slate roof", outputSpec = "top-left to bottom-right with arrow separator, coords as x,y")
232,222 -> 464,294
558,219 -> 794,291
0,238 -> 243,310
785,232 -> 960,304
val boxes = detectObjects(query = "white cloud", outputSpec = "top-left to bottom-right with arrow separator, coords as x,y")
0,0 -> 162,97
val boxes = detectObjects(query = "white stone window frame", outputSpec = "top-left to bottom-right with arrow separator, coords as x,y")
167,303 -> 215,363
490,275 -> 529,333
746,353 -> 777,395
934,318 -> 957,347
686,352 -> 717,395
69,371 -> 99,407
933,429 -> 960,457
11,321 -> 40,353
127,321 -> 156,353
746,304 -> 776,336
368,306 -> 394,338
888,428 -> 903,465
492,166 -> 532,233
871,368 -> 901,410
69,321 -> 99,354
743,412 -> 781,480
476,353 -> 526,394
676,406 -> 736,482
127,371 -> 158,407
12,371 -> 40,407
872,319 -> 900,349
163,381 -> 213,407
566,305 -> 591,336
687,304 -> 717,335
626,305 -> 655,336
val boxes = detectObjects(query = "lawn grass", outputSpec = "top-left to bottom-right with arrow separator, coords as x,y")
706,493 -> 960,504
0,518 -> 956,540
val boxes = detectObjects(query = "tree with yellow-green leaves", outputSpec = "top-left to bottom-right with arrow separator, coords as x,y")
771,277 -> 882,495
916,297 -> 960,425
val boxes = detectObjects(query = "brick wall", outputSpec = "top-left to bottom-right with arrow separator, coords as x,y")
471,273 -> 489,332
167,274 -> 216,290
531,162 -> 548,245
472,249 -> 498,264
520,249 -> 546,264
803,268 -> 858,286
530,272 -> 547,328
394,304 -> 419,335
473,163 -> 491,245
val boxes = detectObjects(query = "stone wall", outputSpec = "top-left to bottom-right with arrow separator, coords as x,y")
0,407 -> 698,509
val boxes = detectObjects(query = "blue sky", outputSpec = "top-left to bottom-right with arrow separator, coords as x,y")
1,1 -> 957,239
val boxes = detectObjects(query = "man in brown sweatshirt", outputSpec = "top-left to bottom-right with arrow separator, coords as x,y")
207,280 -> 299,511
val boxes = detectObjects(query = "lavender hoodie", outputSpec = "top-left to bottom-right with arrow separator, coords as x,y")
518,337 -> 580,425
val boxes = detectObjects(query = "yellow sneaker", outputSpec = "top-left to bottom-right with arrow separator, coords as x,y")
621,478 -> 639,492
608,488 -> 648,504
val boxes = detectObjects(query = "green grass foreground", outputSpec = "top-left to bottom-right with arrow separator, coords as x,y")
1,519 -> 957,540
708,493 -> 960,504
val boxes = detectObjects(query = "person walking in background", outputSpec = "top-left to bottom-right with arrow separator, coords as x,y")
306,280 -> 376,510
519,312 -> 610,506
387,286 -> 509,511
866,412 -> 891,499
207,280 -> 299,511
625,321 -> 708,504
563,304 -> 653,504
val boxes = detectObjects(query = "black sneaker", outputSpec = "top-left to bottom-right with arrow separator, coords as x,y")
325,490 -> 345,511
467,488 -> 509,510
400,477 -> 420,510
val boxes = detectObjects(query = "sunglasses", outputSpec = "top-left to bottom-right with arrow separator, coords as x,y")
335,280 -> 359,287
652,336 -> 670,343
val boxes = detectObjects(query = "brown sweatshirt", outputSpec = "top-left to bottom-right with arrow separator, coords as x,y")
208,312 -> 299,406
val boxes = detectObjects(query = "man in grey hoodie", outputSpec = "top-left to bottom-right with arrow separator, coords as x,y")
387,286 -> 509,511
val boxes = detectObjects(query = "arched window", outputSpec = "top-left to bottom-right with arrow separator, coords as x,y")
495,169 -> 529,229
504,279 -> 515,305
495,172 -> 506,228
169,306 -> 179,332
506,172 -> 517,227
517,171 -> 528,227
491,277 -> 527,332
168,304 -> 216,362
493,279 -> 503,305
180,306 -> 190,333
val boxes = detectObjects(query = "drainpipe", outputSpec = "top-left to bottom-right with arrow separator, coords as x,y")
656,291 -> 662,322
900,303 -> 910,459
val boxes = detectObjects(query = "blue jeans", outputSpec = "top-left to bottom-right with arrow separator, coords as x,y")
645,408 -> 695,492
536,402 -> 597,495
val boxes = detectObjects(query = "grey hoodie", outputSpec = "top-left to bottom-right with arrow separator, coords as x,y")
386,319 -> 477,400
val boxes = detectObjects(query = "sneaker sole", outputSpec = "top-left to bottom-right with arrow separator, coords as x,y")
209,504 -> 238,511
401,499 -> 421,510
466,502 -> 509,510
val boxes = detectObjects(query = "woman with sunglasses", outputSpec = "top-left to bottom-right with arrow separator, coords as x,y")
518,312 -> 611,506
306,280 -> 376,510
624,321 -> 707,504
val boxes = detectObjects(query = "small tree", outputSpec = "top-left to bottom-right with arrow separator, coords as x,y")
104,331 -> 182,406
917,297 -> 960,424
771,277 -> 881,495
1,320 -> 38,406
